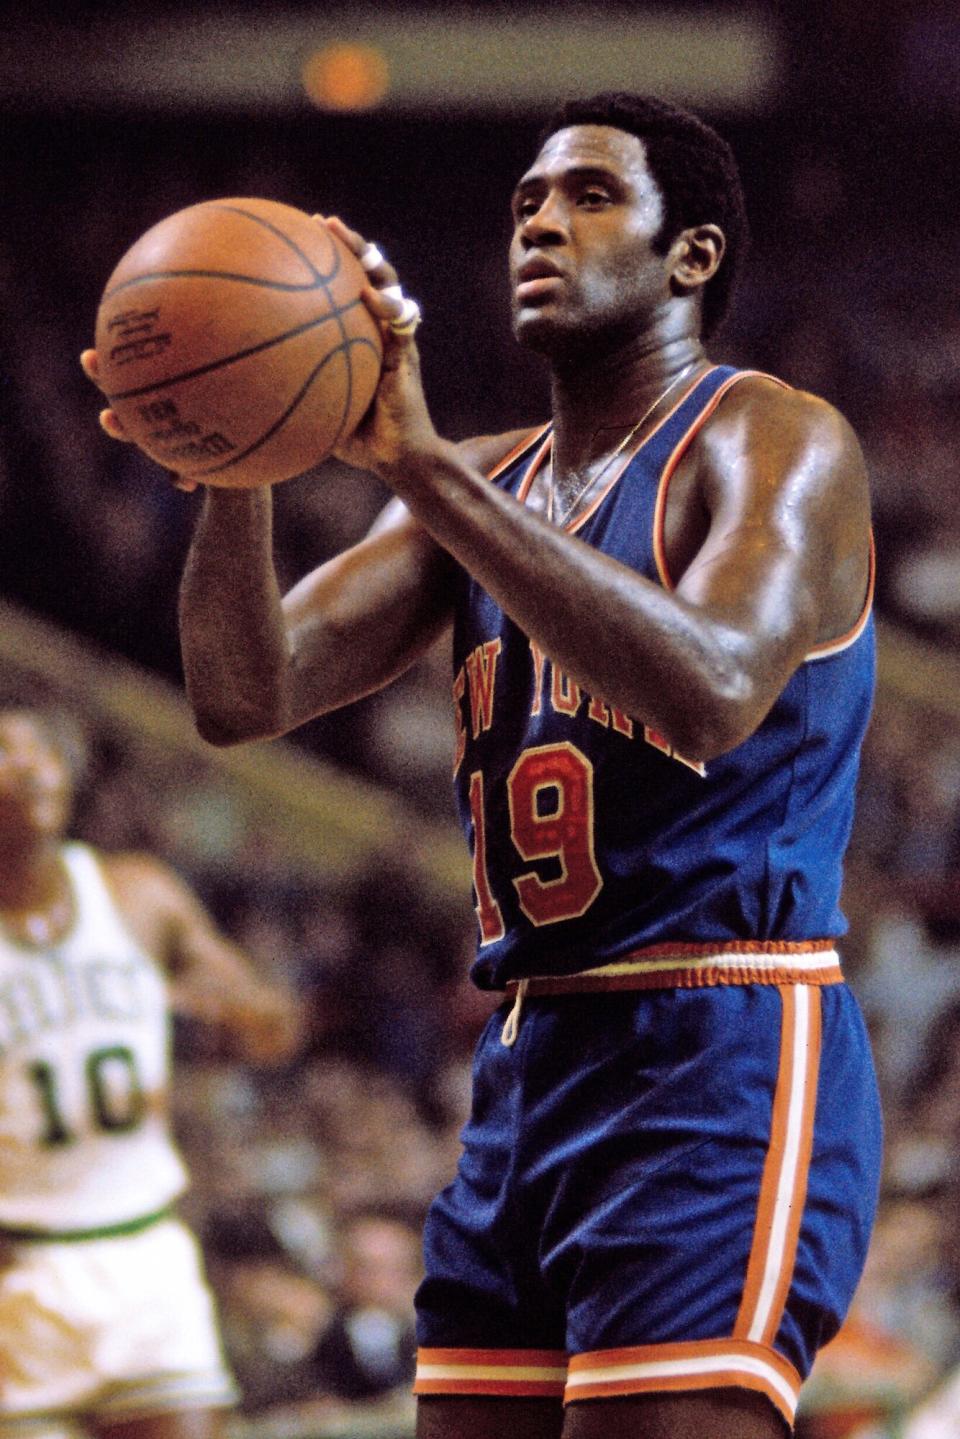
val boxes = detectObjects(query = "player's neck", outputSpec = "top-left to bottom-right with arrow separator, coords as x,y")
0,837 -> 65,911
549,332 -> 706,478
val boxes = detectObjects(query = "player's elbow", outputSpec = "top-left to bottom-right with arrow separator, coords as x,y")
686,711 -> 759,763
667,625 -> 796,760
190,693 -> 285,748
192,711 -> 251,748
660,673 -> 765,762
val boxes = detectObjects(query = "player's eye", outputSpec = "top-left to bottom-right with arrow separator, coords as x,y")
514,196 -> 541,221
579,188 -> 612,208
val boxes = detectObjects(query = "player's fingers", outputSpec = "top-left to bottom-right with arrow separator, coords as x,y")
98,407 -> 134,442
168,470 -> 200,492
97,408 -> 194,494
368,283 -> 423,345
324,214 -> 400,290
80,348 -> 101,385
322,213 -> 365,253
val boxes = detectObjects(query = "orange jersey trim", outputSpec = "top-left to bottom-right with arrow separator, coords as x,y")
566,1338 -> 802,1428
416,1340 -> 802,1426
504,944 -> 844,997
486,425 -> 551,485
805,531 -> 875,661
619,938 -> 836,956
650,370 -> 875,660
514,366 -> 707,525
565,365 -> 708,536
515,431 -> 553,503
414,1347 -> 567,1398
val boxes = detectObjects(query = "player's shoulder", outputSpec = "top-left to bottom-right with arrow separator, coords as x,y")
713,371 -> 860,448
700,371 -> 867,487
458,427 -> 546,478
99,850 -> 189,915
100,850 -> 203,961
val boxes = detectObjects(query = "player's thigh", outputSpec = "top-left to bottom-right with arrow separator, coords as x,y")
417,1395 -> 564,1439
563,1390 -> 786,1439
92,1408 -> 226,1439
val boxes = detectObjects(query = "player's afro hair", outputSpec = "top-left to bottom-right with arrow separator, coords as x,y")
540,92 -> 749,338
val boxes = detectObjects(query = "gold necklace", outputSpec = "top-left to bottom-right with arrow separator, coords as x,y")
546,360 -> 698,527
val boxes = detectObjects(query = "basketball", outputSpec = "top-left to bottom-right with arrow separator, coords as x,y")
93,198 -> 383,487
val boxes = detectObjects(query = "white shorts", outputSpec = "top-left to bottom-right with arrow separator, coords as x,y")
0,1216 -> 238,1438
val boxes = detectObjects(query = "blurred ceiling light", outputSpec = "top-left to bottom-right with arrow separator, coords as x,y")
302,43 -> 390,110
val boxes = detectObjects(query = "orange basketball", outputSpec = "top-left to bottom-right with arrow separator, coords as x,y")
94,199 -> 382,487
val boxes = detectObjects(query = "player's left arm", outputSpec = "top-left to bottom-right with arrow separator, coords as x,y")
344,366 -> 870,761
666,377 -> 872,744
104,852 -> 303,1064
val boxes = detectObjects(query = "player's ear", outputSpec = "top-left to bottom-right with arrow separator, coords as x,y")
669,224 -> 725,296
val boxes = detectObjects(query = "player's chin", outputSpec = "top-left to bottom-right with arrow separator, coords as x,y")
30,798 -> 69,836
511,304 -> 574,353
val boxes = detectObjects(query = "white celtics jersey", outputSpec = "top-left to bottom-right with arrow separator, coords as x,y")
0,843 -> 188,1235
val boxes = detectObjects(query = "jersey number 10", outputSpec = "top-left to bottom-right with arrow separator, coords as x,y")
28,1046 -> 146,1147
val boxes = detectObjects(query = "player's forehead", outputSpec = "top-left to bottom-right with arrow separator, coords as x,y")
0,711 -> 40,744
519,123 -> 654,191
0,711 -> 62,759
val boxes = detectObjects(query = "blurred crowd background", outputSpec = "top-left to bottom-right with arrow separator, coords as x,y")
2,2 -> 960,1436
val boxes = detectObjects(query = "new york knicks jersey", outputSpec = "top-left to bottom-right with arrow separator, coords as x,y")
0,843 -> 188,1235
452,366 -> 875,990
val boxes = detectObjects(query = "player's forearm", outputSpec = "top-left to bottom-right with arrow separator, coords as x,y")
179,489 -> 295,744
380,445 -> 768,759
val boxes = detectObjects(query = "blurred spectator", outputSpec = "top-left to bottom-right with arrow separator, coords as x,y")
218,1211 -> 420,1439
309,1211 -> 421,1403
874,1363 -> 960,1439
797,1186 -> 960,1438
885,999 -> 960,1200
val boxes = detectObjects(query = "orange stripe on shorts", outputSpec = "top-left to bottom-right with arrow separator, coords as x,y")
735,985 -> 822,1346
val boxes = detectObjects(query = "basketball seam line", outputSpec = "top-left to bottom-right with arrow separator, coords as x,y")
103,201 -> 346,299
200,341 -> 377,474
105,303 -> 374,402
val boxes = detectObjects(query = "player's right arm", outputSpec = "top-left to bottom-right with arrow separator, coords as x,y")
78,346 -> 456,744
81,348 -> 529,750
177,429 -> 528,745
178,485 -> 455,745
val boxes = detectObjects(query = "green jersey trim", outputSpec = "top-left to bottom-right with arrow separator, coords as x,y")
0,1204 -> 174,1242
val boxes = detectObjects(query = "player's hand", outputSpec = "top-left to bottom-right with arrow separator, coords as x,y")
321,216 -> 440,476
170,977 -> 303,1064
80,348 -> 131,441
80,348 -> 199,492
221,990 -> 304,1065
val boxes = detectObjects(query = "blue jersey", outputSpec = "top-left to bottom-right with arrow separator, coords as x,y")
452,365 -> 875,990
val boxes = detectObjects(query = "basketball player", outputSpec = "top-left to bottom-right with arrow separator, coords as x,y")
0,706 -> 300,1439
85,92 -> 882,1438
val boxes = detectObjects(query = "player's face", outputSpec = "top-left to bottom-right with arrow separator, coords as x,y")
0,714 -> 72,844
510,124 -> 670,355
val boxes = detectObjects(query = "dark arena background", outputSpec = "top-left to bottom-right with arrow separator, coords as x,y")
2,3 -> 960,1434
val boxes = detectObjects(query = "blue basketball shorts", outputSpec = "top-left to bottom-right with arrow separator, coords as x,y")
415,969 -> 882,1431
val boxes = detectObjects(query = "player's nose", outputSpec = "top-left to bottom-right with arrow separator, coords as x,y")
519,193 -> 568,247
